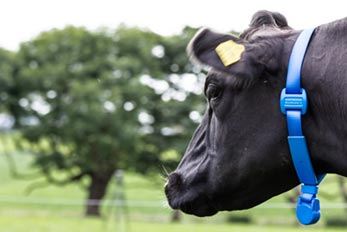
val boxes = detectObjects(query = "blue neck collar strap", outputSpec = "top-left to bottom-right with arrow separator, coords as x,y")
280,28 -> 325,225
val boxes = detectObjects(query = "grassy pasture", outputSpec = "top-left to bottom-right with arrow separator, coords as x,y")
0,147 -> 346,231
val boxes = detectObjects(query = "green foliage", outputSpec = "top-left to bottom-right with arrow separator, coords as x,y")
0,48 -> 15,112
14,27 -> 135,178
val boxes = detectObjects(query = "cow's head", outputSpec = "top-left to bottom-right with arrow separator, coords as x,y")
165,11 -> 301,216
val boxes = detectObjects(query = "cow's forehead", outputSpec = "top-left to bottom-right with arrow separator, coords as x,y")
206,70 -> 247,90
241,26 -> 292,40
250,27 -> 291,39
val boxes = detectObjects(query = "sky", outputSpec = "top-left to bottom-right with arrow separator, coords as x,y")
0,0 -> 346,51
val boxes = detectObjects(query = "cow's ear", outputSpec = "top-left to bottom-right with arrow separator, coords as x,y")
187,28 -> 241,71
187,28 -> 264,80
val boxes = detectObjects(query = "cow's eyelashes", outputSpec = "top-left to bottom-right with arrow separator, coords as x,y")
206,84 -> 222,100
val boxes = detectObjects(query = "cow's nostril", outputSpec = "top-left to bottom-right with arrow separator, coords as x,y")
168,172 -> 182,187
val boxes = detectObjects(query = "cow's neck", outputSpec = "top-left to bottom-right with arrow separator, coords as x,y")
299,18 -> 347,176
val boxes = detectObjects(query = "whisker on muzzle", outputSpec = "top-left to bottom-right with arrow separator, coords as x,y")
161,164 -> 171,177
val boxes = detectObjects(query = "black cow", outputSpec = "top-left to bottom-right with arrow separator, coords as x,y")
165,10 -> 347,217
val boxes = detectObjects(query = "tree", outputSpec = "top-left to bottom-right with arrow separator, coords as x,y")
0,48 -> 15,113
9,26 -> 204,216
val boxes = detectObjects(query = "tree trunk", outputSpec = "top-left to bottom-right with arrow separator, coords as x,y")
85,172 -> 113,217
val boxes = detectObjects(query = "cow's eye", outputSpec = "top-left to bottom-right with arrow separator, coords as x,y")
206,84 -> 222,100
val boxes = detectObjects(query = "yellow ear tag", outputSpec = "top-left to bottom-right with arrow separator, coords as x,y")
215,40 -> 245,66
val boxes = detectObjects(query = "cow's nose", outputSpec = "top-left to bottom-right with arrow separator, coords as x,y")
166,172 -> 182,192
165,172 -> 183,209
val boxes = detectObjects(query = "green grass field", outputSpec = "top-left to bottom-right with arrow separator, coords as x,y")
1,218 -> 347,232
0,148 -> 347,231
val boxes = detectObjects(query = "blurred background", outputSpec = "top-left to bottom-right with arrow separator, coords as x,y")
0,0 -> 346,231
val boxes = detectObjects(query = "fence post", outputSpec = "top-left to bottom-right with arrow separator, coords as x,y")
113,169 -> 129,232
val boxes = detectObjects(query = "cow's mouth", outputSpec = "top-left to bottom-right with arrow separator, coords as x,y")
172,198 -> 218,217
165,181 -> 218,216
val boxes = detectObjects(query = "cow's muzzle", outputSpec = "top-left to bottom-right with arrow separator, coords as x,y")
165,172 -> 217,217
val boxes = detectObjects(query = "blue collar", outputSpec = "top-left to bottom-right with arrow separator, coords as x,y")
280,28 -> 325,225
